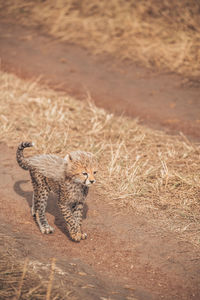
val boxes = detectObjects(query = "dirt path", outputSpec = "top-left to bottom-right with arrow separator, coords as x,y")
0,20 -> 200,141
1,143 -> 200,299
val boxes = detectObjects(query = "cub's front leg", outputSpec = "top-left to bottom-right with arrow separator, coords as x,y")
58,201 -> 86,242
72,202 -> 87,240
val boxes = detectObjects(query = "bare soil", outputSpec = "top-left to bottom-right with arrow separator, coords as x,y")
0,20 -> 200,299
0,20 -> 200,141
1,143 -> 200,300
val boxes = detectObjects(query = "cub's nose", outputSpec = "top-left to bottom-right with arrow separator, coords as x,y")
90,180 -> 95,184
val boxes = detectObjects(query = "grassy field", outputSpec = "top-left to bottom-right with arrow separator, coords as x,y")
0,71 -> 200,232
1,0 -> 200,80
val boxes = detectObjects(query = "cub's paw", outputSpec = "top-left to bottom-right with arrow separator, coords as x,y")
71,232 -> 87,242
81,232 -> 87,240
40,225 -> 54,234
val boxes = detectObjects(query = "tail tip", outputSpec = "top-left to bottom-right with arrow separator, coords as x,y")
25,141 -> 34,148
19,141 -> 35,149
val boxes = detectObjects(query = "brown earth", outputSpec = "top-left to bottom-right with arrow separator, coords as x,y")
0,20 -> 200,299
1,144 -> 200,300
0,20 -> 200,141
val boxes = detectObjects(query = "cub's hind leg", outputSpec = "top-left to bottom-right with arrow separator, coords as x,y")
31,189 -> 38,217
36,188 -> 54,234
30,172 -> 54,234
30,175 -> 39,217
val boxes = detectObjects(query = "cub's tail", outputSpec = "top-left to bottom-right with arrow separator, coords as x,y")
16,142 -> 34,170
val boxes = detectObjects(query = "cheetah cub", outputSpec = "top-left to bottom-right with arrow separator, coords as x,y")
16,142 -> 98,242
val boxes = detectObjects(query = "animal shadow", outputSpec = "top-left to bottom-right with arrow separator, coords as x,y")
13,180 -> 88,239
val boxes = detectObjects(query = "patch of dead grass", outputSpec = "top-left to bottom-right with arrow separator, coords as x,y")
1,0 -> 200,79
0,71 -> 200,232
0,251 -> 67,300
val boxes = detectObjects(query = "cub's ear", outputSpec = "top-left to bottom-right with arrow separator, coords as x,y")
64,153 -> 73,162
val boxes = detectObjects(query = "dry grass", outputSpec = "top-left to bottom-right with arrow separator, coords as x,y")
1,0 -> 200,79
46,258 -> 56,300
0,251 -> 65,299
0,71 -> 200,229
0,228 -> 79,299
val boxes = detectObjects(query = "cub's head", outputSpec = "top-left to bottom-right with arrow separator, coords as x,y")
64,151 -> 98,186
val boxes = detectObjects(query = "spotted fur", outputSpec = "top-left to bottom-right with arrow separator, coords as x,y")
16,142 -> 98,241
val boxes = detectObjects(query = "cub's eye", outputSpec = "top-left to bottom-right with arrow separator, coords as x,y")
82,172 -> 88,176
93,171 -> 97,175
